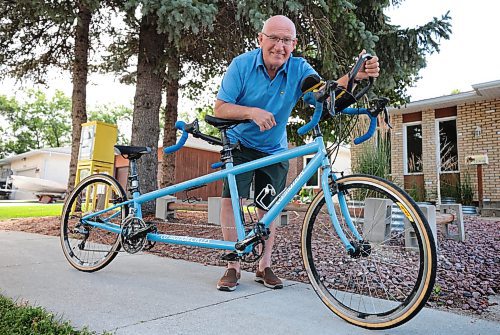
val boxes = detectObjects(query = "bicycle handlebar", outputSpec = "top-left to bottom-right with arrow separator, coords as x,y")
298,53 -> 386,144
164,121 -> 188,154
341,108 -> 378,145
164,119 -> 224,155
297,92 -> 324,136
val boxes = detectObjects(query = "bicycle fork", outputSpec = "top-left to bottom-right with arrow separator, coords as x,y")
320,163 -> 363,254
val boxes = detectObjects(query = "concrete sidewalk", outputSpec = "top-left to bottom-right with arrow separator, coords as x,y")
0,230 -> 498,335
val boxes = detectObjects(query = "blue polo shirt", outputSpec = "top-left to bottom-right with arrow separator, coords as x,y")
216,48 -> 317,154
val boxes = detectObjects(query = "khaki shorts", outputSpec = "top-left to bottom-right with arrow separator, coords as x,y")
222,145 -> 289,210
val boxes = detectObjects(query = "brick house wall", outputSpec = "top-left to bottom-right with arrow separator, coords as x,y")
390,114 -> 404,186
421,109 -> 438,200
351,80 -> 500,205
457,98 -> 500,203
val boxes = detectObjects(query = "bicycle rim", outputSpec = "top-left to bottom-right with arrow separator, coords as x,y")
60,174 -> 127,272
301,174 -> 436,329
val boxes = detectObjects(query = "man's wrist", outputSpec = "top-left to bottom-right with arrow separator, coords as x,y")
245,107 -> 255,121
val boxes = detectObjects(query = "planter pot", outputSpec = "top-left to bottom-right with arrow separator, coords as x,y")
441,197 -> 457,204
462,205 -> 477,215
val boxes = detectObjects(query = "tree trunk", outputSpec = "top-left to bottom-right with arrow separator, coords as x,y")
67,1 -> 91,194
131,13 -> 166,215
160,52 -> 180,188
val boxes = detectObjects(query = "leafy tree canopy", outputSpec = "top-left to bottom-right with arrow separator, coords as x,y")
0,90 -> 71,157
0,89 -> 132,158
88,104 -> 133,145
0,1 -> 452,149
104,1 -> 450,143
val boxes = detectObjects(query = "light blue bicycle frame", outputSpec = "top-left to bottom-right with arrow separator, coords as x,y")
81,131 -> 361,254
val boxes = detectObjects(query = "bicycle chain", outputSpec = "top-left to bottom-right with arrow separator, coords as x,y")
78,211 -> 300,254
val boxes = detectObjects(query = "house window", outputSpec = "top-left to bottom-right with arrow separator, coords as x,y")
404,122 -> 423,174
304,156 -> 320,188
437,118 -> 458,172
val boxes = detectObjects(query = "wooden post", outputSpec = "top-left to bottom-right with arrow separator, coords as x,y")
477,164 -> 483,207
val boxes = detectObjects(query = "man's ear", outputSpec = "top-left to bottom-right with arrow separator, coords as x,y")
257,33 -> 264,46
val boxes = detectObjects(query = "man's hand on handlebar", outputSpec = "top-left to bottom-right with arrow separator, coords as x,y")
250,107 -> 277,132
354,50 -> 380,81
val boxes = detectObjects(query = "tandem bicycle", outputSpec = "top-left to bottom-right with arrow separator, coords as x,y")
60,54 -> 437,329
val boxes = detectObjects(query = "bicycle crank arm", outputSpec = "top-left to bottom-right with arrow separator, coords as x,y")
128,224 -> 157,240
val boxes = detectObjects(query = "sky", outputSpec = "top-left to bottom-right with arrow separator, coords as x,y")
0,1 -> 499,109
386,0 -> 499,100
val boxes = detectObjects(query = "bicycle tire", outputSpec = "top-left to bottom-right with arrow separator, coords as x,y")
301,174 -> 436,329
60,174 -> 128,272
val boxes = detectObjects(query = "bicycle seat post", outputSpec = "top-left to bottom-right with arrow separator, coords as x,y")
128,158 -> 140,196
220,129 -> 236,164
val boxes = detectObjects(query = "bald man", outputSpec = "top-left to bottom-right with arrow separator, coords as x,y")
214,15 -> 380,291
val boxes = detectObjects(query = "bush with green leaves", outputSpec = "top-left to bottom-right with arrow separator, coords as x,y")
459,171 -> 474,206
352,132 -> 391,180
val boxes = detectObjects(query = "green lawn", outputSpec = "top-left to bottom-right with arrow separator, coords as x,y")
0,294 -> 110,335
0,203 -> 63,220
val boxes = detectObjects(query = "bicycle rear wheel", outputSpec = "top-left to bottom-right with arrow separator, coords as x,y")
301,174 -> 436,329
60,174 -> 128,272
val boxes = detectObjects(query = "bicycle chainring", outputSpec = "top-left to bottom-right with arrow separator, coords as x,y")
142,224 -> 158,251
121,217 -> 147,254
241,240 -> 265,263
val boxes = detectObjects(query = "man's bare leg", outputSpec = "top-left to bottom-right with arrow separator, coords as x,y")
254,208 -> 282,288
220,198 -> 240,272
256,208 -> 277,270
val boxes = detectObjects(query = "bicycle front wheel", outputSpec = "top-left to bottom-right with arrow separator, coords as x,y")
60,174 -> 128,272
301,174 -> 436,329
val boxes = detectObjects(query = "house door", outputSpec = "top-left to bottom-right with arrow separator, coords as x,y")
436,117 -> 460,201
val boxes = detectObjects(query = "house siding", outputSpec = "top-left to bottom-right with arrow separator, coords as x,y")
115,147 -> 223,201
115,144 -> 304,201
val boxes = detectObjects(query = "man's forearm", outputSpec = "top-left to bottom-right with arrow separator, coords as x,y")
214,100 -> 255,120
337,74 -> 349,88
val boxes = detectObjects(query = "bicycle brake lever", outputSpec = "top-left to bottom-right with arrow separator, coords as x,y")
184,119 -> 199,133
384,107 -> 392,129
328,85 -> 336,116
374,97 -> 391,129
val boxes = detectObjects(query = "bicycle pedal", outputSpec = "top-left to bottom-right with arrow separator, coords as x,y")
221,252 -> 239,261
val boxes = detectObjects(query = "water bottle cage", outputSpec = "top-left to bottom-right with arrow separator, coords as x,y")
255,184 -> 276,210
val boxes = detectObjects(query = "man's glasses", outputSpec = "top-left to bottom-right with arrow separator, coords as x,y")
261,32 -> 295,46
